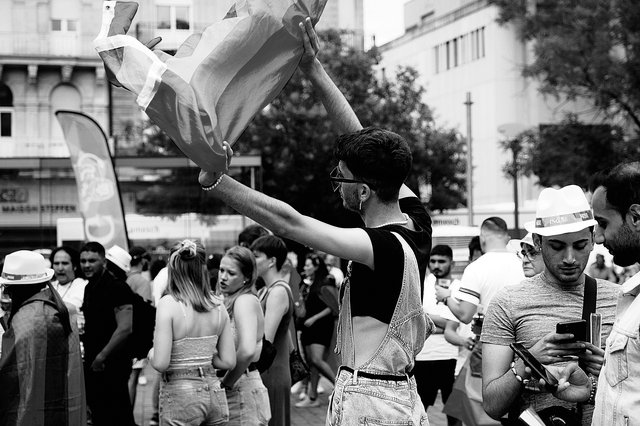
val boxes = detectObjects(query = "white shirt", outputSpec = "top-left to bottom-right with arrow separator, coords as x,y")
452,251 -> 524,312
152,267 -> 169,307
417,274 -> 461,361
51,278 -> 88,312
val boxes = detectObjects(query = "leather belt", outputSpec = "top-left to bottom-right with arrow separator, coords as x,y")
339,366 -> 413,382
163,365 -> 215,381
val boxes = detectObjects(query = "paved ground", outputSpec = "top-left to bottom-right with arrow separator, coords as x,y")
133,366 -> 449,426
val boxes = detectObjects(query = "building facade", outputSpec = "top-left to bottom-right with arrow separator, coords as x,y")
377,0 -> 598,227
0,0 -> 364,256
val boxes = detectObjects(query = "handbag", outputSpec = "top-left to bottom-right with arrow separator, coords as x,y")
255,337 -> 277,373
289,348 -> 310,384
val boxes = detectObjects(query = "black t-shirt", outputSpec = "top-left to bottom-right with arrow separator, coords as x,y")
347,197 -> 432,324
82,269 -> 134,363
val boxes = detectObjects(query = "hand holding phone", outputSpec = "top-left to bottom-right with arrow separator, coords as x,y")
556,320 -> 587,343
510,342 -> 558,392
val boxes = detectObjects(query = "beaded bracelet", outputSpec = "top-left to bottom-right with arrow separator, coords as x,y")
202,174 -> 224,191
510,361 -> 530,385
587,375 -> 597,404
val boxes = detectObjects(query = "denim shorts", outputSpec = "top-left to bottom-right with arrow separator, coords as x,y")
225,370 -> 271,426
326,369 -> 429,426
160,373 -> 229,426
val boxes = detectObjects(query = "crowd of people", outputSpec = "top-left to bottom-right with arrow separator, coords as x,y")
1,14 -> 640,426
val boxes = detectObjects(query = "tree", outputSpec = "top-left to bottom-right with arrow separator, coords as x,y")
507,115 -> 640,188
235,30 -> 467,226
488,0 -> 640,132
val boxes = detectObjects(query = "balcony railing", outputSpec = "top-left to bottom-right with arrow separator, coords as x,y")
0,31 -> 98,57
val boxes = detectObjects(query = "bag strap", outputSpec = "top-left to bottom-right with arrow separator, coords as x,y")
582,275 -> 597,322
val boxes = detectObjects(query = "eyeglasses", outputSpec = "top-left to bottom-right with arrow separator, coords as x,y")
517,248 -> 540,260
329,166 -> 371,192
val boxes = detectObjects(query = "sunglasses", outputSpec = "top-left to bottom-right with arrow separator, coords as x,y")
329,166 -> 374,192
517,247 -> 540,260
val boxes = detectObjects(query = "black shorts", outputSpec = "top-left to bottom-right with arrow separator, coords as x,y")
413,359 -> 457,407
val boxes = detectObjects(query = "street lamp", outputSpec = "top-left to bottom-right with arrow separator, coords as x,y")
498,123 -> 527,231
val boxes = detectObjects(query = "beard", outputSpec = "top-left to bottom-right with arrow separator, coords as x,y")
609,223 -> 640,267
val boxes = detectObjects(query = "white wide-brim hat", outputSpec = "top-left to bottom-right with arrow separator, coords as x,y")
106,245 -> 131,273
524,185 -> 597,236
507,233 -> 534,253
0,250 -> 55,285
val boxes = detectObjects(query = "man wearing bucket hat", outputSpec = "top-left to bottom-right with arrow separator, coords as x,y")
0,250 -> 86,425
80,242 -> 136,426
480,185 -> 619,425
548,162 -> 640,425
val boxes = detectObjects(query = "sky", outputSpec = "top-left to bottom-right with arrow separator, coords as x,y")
362,0 -> 406,49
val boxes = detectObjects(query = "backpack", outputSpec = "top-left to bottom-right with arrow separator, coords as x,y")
129,293 -> 156,359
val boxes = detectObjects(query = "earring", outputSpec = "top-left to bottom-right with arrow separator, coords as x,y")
359,200 -> 362,211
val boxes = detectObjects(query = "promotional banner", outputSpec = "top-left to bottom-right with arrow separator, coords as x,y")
93,0 -> 326,173
56,110 -> 129,251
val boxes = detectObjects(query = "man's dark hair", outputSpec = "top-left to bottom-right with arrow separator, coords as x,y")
238,225 -> 270,247
50,246 -> 81,272
129,246 -> 150,267
599,162 -> 640,218
481,217 -> 509,235
250,235 -> 288,271
80,241 -> 105,257
334,127 -> 412,203
468,236 -> 481,258
430,244 -> 453,259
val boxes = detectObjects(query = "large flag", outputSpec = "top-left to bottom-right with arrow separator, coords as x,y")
93,0 -> 327,173
56,111 -> 129,251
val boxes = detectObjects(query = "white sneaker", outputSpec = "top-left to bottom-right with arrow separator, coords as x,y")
295,396 -> 320,408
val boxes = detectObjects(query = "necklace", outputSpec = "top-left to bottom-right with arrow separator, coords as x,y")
56,279 -> 74,300
372,213 -> 409,228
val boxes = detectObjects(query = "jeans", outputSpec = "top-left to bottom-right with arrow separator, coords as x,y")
160,372 -> 229,426
326,369 -> 429,426
225,370 -> 271,426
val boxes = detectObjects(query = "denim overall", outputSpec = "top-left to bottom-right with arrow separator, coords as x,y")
326,232 -> 432,426
593,273 -> 640,426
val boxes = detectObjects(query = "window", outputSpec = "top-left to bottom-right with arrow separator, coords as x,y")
433,26 -> 486,74
51,19 -> 78,32
156,5 -> 191,31
0,83 -> 13,138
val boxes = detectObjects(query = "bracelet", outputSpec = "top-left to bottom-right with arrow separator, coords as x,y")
587,375 -> 597,404
510,360 -> 530,385
202,173 -> 224,191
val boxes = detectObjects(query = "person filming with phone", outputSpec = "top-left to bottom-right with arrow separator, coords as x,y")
480,185 -> 619,425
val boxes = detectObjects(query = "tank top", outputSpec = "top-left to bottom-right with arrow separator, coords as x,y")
167,302 -> 222,370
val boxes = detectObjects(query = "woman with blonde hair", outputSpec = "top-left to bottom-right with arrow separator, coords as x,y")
218,246 -> 271,425
149,239 -> 235,425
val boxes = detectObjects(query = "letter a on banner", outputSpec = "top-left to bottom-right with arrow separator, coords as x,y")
56,110 -> 129,251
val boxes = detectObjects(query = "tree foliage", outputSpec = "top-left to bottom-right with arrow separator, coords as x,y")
503,115 -> 640,189
488,0 -> 640,131
235,30 -> 467,225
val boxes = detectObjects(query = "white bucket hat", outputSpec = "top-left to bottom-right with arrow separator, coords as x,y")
0,250 -> 55,285
507,233 -> 534,253
106,245 -> 131,273
525,185 -> 597,237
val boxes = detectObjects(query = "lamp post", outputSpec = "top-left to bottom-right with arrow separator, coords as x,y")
464,92 -> 474,226
498,123 -> 527,231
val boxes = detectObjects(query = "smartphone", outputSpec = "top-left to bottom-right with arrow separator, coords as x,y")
556,319 -> 587,342
436,278 -> 452,289
510,342 -> 558,392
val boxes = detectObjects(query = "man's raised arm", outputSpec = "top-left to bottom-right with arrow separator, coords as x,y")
298,18 -> 416,200
298,18 -> 362,134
